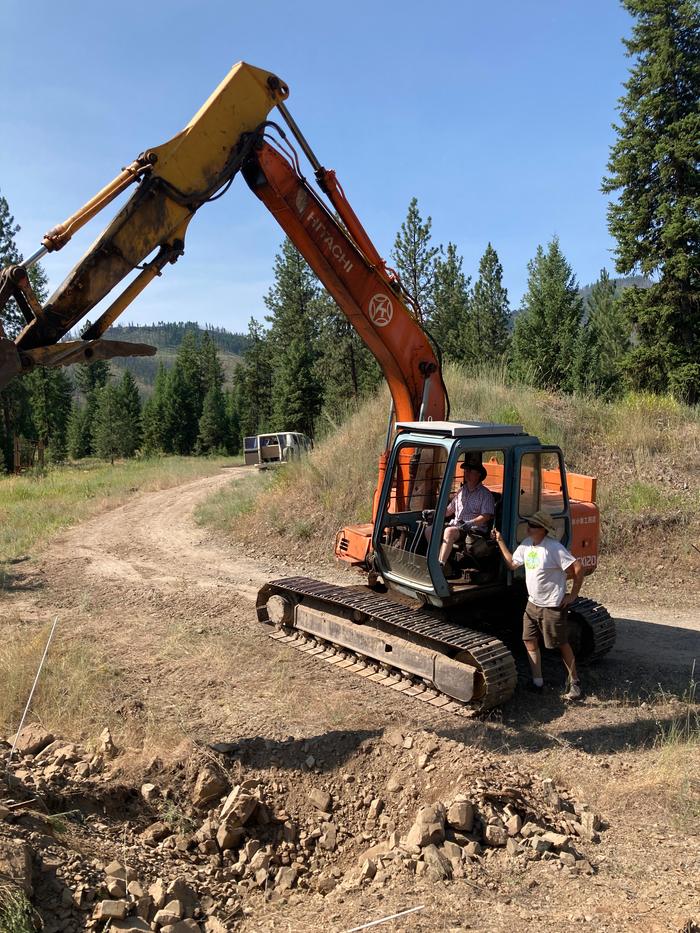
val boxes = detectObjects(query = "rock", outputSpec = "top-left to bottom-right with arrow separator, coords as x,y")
109,920 -> 151,932
141,782 -> 159,803
446,799 -> 474,832
249,849 -> 271,872
95,900 -> 129,920
166,879 -> 198,913
506,814 -> 522,836
216,820 -> 244,851
10,724 -> 54,756
127,881 -> 144,898
520,821 -> 541,838
192,765 -> 228,809
137,895 -> 154,921
99,727 -> 117,758
422,843 -> 452,881
386,773 -> 405,793
149,879 -> 166,909
530,836 -> 552,853
405,802 -> 446,848
367,798 -> 384,821
484,825 -> 508,847
153,899 -> 184,925
464,841 -> 482,858
141,821 -> 172,845
317,874 -> 337,895
0,840 -> 33,894
383,729 -> 404,748
105,859 -> 127,880
360,858 -> 376,881
441,841 -> 463,864
560,851 -> 577,867
107,878 -> 127,898
0,805 -> 10,821
167,922 -> 201,933
579,812 -> 601,842
276,866 -> 298,890
541,831 -> 571,849
320,822 -> 337,851
506,837 -> 522,857
308,788 -> 333,813
541,778 -> 561,810
220,787 -> 257,825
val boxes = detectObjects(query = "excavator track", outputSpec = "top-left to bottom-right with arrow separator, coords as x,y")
256,577 -> 517,714
568,596 -> 616,661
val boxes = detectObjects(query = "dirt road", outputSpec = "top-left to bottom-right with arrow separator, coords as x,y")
4,467 -> 699,932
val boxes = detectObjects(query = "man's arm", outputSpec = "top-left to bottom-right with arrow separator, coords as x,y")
492,529 -> 519,571
560,559 -> 584,608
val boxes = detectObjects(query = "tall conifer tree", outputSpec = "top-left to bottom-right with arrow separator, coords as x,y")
602,0 -> 700,401
265,240 -> 321,436
469,243 -> 511,365
511,238 -> 583,392
431,243 -> 472,363
392,198 -> 439,323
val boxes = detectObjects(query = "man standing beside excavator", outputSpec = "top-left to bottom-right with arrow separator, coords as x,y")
493,510 -> 585,701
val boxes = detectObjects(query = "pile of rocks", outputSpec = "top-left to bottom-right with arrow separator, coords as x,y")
1,723 -> 605,929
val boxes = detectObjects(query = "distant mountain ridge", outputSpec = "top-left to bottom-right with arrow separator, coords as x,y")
578,274 -> 652,306
102,321 -> 250,394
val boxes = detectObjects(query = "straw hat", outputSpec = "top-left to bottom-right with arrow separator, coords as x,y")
526,510 -> 557,536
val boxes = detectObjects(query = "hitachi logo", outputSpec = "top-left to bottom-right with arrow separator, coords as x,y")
307,210 -> 354,274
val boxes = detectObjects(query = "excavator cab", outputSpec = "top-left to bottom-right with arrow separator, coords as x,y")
372,421 -> 574,608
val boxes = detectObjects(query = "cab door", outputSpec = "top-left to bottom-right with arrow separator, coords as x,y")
512,446 -> 571,547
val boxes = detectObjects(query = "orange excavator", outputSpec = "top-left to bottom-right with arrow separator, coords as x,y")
0,62 -> 615,711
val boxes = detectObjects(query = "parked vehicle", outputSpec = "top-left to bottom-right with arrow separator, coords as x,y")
243,431 -> 313,468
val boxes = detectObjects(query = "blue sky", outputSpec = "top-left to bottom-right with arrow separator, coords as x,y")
0,0 -> 633,334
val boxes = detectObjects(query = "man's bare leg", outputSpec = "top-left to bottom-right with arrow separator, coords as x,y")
524,637 -> 543,685
439,525 -> 462,564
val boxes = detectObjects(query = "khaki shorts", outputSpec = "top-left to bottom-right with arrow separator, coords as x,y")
523,600 -> 568,649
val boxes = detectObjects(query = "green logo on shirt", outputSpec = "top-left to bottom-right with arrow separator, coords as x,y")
524,547 -> 540,571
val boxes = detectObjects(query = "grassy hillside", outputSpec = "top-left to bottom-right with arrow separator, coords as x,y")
86,322 -> 247,395
198,364 -> 700,607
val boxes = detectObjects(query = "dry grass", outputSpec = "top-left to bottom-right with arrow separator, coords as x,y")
0,620 -> 106,740
0,456 -> 234,574
197,368 -> 700,590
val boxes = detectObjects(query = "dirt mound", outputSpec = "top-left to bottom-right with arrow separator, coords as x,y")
1,725 -> 604,931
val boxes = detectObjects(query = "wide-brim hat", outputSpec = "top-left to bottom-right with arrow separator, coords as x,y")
461,461 -> 487,483
526,510 -> 557,536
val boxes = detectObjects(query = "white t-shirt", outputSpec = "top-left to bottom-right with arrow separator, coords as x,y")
512,536 -> 576,608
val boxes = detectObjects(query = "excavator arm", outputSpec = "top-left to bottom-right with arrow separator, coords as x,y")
0,62 -> 289,386
241,132 -> 447,427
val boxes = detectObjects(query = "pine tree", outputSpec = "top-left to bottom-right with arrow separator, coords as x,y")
392,197 -> 439,322
72,357 -> 110,457
198,385 -> 228,453
469,244 -> 511,365
511,238 -> 584,392
313,291 -> 381,426
199,331 -> 225,396
92,383 -> 123,464
117,369 -> 142,457
430,243 -> 472,364
265,240 -> 321,436
0,192 -> 24,338
233,319 -> 273,438
574,270 -> 631,396
141,362 -> 168,455
602,0 -> 700,401
67,405 -> 92,459
225,388 -> 242,455
26,366 -> 72,462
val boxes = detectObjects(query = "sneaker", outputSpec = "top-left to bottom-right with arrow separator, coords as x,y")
526,681 -> 544,694
564,679 -> 582,701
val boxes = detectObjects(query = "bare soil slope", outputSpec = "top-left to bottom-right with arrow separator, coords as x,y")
1,467 -> 698,932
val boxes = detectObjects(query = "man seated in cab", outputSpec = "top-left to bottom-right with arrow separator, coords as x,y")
425,458 -> 495,572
